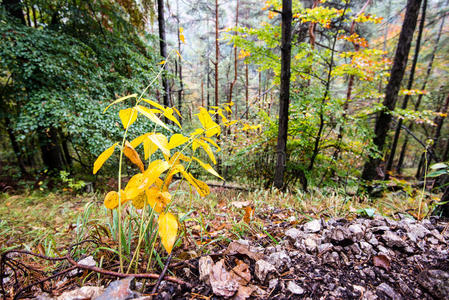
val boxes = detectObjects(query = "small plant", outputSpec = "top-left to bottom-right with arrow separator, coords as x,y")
93,69 -> 240,272
60,171 -> 86,193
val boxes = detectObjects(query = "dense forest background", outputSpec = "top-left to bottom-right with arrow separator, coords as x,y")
1,0 -> 449,214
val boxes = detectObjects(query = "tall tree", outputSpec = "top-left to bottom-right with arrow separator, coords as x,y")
228,0 -> 239,110
214,0 -> 220,123
396,5 -> 446,174
273,0 -> 292,189
384,0 -> 427,179
157,0 -> 170,107
361,0 -> 423,182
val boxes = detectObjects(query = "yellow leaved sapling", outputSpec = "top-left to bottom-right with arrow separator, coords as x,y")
93,88 -> 237,272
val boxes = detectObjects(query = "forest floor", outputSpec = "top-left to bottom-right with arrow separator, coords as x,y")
0,186 -> 448,299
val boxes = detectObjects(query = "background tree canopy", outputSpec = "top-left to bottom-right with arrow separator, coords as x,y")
1,0 -> 162,176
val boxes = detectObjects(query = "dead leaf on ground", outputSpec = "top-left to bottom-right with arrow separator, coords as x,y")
199,256 -> 214,283
373,254 -> 391,271
230,259 -> 251,285
209,259 -> 239,297
225,241 -> 264,261
243,206 -> 254,224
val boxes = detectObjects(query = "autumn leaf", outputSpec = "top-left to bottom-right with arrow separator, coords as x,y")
123,141 -> 144,172
93,142 -> 119,174
197,107 -> 220,137
135,105 -> 170,131
103,94 -> 137,113
168,134 -> 189,149
192,157 -> 223,180
131,192 -> 147,209
182,171 -> 210,197
130,133 -> 148,148
119,107 -> 138,129
193,139 -> 216,164
146,187 -> 172,213
104,191 -> 119,209
104,190 -> 126,209
158,212 -> 178,254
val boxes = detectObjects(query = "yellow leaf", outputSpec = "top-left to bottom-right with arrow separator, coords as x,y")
125,160 -> 170,200
163,164 -> 185,191
103,94 -> 137,113
130,134 -> 148,148
158,212 -> 178,254
135,105 -> 171,131
93,142 -> 119,174
164,107 -> 182,128
190,128 -> 205,136
168,134 -> 189,149
192,157 -> 223,180
159,60 -> 166,65
146,187 -> 172,213
124,173 -> 146,200
169,152 -> 191,166
182,171 -> 210,197
104,191 -> 119,209
124,141 -> 144,172
175,50 -> 183,60
197,107 -> 220,137
119,108 -> 138,129
142,98 -> 166,111
104,190 -> 126,209
201,137 -> 220,151
148,133 -> 170,157
192,139 -> 216,164
172,107 -> 182,117
132,192 -> 147,209
141,160 -> 170,191
180,34 -> 185,43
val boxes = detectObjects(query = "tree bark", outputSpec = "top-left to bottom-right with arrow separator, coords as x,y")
39,128 -> 66,172
385,0 -> 427,179
396,6 -> 446,174
214,0 -> 220,123
273,0 -> 292,190
176,0 -> 183,116
245,63 -> 249,118
361,0 -> 422,182
157,0 -> 170,108
228,0 -> 239,111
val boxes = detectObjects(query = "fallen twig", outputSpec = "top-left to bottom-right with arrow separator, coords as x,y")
151,252 -> 173,295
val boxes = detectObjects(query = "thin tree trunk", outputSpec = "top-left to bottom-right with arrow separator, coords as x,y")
245,63 -> 249,118
424,94 -> 449,171
273,0 -> 292,190
443,138 -> 449,161
157,0 -> 170,108
201,81 -> 204,107
207,61 -> 210,109
228,0 -> 239,111
396,5 -> 446,173
214,0 -> 220,124
361,0 -> 422,182
39,128 -> 65,172
176,0 -> 183,115
385,0 -> 427,180
308,4 -> 349,172
258,71 -> 261,109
